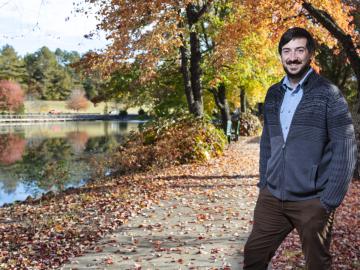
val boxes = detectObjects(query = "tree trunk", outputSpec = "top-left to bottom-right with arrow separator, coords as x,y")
240,87 -> 247,113
219,84 -> 231,132
179,43 -> 194,114
185,3 -> 213,117
302,2 -> 360,103
210,83 -> 231,133
189,31 -> 203,117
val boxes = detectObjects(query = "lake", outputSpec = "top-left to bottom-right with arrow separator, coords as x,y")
0,121 -> 141,207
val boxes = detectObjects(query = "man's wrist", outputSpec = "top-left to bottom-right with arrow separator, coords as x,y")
320,199 -> 334,213
257,181 -> 266,189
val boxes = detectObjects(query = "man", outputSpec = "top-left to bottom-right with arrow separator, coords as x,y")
243,27 -> 357,270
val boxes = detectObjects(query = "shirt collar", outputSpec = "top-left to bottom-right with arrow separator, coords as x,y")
282,67 -> 313,92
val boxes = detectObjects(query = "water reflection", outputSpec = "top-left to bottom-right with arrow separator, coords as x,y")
16,137 -> 74,192
0,121 -> 140,206
67,131 -> 89,153
0,134 -> 26,165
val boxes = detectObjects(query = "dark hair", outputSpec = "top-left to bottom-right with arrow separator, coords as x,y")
278,27 -> 315,55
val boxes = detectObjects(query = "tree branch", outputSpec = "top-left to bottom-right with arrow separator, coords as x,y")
197,0 -> 213,21
302,2 -> 347,41
276,12 -> 305,23
302,1 -> 360,95
186,0 -> 213,26
208,87 -> 224,109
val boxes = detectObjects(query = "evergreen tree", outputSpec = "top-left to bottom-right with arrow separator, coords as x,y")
24,47 -> 72,100
0,45 -> 27,86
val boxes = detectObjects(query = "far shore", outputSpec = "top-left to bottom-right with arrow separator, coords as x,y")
0,113 -> 147,124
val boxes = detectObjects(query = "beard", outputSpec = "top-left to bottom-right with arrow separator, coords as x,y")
283,59 -> 312,82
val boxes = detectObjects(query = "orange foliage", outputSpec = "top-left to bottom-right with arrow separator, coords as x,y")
78,0 -> 358,109
242,0 -> 358,49
0,80 -> 25,112
81,0 -> 186,78
0,134 -> 26,165
66,89 -> 90,112
81,0 -> 357,77
210,3 -> 253,69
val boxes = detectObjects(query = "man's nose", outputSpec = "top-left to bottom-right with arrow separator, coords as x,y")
288,51 -> 298,60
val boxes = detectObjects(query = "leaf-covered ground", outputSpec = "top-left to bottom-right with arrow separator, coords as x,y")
1,137 -> 359,269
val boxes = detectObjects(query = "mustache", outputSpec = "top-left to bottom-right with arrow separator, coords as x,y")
286,60 -> 302,65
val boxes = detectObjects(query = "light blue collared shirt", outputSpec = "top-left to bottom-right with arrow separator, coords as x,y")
280,68 -> 313,141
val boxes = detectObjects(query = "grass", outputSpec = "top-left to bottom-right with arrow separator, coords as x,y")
24,101 -> 143,114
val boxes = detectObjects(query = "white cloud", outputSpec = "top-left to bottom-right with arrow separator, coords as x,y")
0,0 -> 108,55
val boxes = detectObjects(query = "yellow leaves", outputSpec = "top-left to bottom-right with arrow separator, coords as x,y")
245,0 -> 358,51
54,224 -> 64,233
207,27 -> 282,107
82,0 -> 358,110
80,193 -> 95,203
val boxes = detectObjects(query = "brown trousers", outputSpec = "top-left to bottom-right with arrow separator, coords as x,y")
244,187 -> 334,270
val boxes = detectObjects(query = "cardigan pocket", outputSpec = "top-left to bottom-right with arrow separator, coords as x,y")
309,165 -> 318,189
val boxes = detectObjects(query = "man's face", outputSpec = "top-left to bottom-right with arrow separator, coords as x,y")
280,37 -> 313,81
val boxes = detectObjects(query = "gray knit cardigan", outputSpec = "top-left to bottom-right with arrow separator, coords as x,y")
259,71 -> 357,211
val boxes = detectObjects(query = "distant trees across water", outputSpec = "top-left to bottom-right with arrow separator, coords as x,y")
0,45 -> 103,102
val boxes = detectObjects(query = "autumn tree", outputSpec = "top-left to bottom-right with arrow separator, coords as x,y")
66,89 -> 90,112
79,0 -> 252,117
203,27 -> 283,125
302,1 -> 359,95
202,0 -> 357,128
99,60 -> 188,117
0,80 -> 25,113
316,44 -> 357,102
79,0 -> 357,121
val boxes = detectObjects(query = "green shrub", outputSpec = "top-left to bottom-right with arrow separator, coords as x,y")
137,108 -> 150,120
104,112 -> 227,176
236,112 -> 262,136
119,110 -> 128,117
15,104 -> 25,114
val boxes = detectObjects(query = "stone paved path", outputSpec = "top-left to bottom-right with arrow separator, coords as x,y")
62,137 -> 260,270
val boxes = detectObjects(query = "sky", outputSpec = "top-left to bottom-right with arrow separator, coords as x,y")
0,0 -> 108,56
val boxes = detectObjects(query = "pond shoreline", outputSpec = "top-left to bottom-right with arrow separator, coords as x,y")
0,113 -> 148,124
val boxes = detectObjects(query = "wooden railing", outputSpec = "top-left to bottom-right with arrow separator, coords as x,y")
0,113 -> 102,117
0,113 -> 122,123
